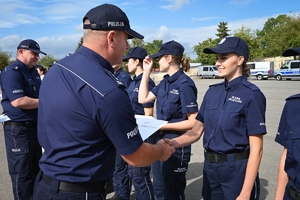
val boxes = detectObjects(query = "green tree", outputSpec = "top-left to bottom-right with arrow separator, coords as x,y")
129,38 -> 145,48
215,22 -> 231,41
143,40 -> 163,69
193,38 -> 218,65
233,25 -> 263,61
38,54 -> 58,69
75,37 -> 83,51
257,14 -> 293,57
0,47 -> 12,71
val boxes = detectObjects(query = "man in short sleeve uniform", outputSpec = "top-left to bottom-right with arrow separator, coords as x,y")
0,39 -> 46,199
33,4 -> 174,200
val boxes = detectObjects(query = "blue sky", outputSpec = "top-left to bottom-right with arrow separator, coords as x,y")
0,0 -> 299,60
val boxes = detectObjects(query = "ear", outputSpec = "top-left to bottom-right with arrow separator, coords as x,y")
107,31 -> 116,47
237,55 -> 245,65
166,55 -> 173,63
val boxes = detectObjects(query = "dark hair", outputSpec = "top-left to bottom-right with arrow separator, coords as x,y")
132,58 -> 144,68
36,65 -> 47,74
172,56 -> 190,72
234,53 -> 250,77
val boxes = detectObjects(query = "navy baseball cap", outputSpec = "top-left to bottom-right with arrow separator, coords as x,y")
17,39 -> 46,55
122,47 -> 147,61
83,4 -> 144,39
282,47 -> 300,57
203,36 -> 249,60
149,40 -> 184,59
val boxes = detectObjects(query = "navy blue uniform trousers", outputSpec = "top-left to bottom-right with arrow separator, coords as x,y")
113,153 -> 132,200
202,157 -> 260,200
150,132 -> 191,200
4,124 -> 42,200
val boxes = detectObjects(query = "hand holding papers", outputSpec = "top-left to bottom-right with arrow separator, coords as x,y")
135,115 -> 168,140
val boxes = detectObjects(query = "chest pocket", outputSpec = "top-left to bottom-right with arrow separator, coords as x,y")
204,100 -> 220,126
220,102 -> 245,130
286,104 -> 300,165
168,93 -> 181,116
287,103 -> 300,140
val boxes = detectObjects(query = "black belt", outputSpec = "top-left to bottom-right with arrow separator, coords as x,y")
290,185 -> 300,200
3,121 -> 37,128
42,173 -> 107,193
204,149 -> 250,163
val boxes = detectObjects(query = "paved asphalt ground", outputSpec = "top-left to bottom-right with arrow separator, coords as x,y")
0,77 -> 299,200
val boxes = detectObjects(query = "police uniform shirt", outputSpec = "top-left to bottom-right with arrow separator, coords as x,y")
275,93 -> 300,188
151,70 -> 198,122
197,75 -> 267,154
0,59 -> 41,122
115,68 -> 132,88
127,73 -> 156,115
38,46 -> 143,182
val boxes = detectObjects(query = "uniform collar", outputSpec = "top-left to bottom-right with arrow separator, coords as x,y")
114,68 -> 124,77
133,73 -> 142,81
15,59 -> 35,72
164,70 -> 184,83
225,75 -> 247,90
77,46 -> 114,74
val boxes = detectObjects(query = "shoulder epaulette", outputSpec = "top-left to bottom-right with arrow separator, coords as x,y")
209,81 -> 223,87
104,68 -> 126,89
242,81 -> 260,91
286,93 -> 300,100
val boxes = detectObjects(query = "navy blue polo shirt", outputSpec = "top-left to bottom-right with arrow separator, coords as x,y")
115,68 -> 132,88
38,46 -> 143,183
127,73 -> 155,115
151,70 -> 198,122
197,75 -> 266,154
0,59 -> 41,122
275,93 -> 300,188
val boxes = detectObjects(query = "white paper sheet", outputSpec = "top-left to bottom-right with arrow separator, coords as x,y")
0,114 -> 10,122
135,115 -> 168,140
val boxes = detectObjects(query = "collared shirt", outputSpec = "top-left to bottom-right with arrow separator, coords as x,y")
151,70 -> 198,122
275,93 -> 300,188
127,73 -> 155,115
0,59 -> 41,122
197,75 -> 266,154
115,68 -> 132,88
38,46 -> 143,182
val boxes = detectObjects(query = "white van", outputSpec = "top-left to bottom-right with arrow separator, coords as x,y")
274,60 -> 300,80
247,61 -> 274,80
197,65 -> 219,79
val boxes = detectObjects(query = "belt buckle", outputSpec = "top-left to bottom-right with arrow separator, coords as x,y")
211,154 -> 219,163
159,130 -> 164,134
207,153 -> 218,163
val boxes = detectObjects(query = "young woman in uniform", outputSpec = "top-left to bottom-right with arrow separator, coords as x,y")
165,36 -> 267,200
122,47 -> 156,200
138,40 -> 199,200
275,46 -> 300,200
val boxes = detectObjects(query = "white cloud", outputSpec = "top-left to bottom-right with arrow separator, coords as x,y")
191,17 -> 219,22
160,0 -> 190,11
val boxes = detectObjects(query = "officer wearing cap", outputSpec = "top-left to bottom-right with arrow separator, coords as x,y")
166,36 -> 267,200
0,39 -> 46,199
33,4 -> 174,200
139,40 -> 198,200
120,47 -> 156,200
275,47 -> 300,200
